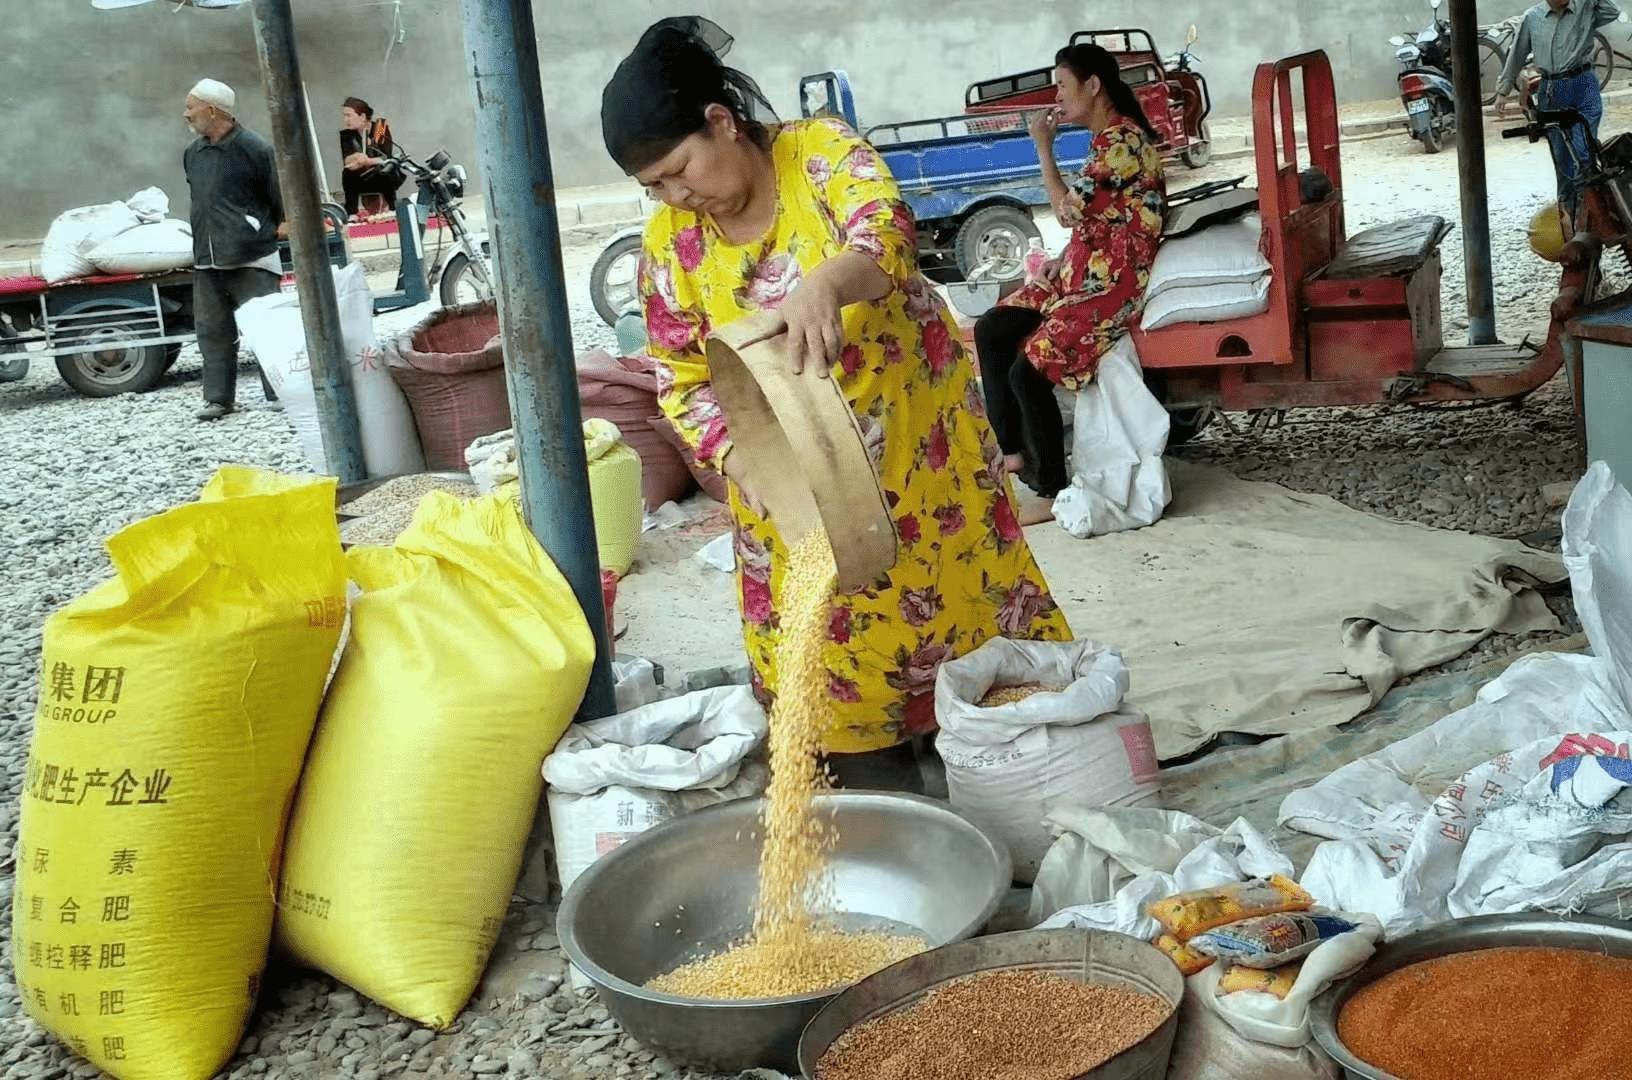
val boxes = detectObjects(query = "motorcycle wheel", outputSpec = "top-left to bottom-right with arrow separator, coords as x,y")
1420,112 -> 1447,154
438,251 -> 495,308
590,233 -> 644,327
1181,123 -> 1212,169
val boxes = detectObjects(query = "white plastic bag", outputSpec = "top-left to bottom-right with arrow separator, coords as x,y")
237,262 -> 424,478
1299,726 -> 1632,937
1194,917 -> 1382,1047
1564,461 -> 1632,709
1052,336 -> 1172,539
1031,808 -> 1294,931
465,429 -> 517,494
542,684 -> 769,895
1167,977 -> 1340,1080
612,656 -> 665,714
40,201 -> 143,282
935,638 -> 1161,882
87,219 -> 193,274
126,186 -> 170,224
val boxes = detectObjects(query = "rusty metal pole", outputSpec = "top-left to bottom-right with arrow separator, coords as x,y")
1449,0 -> 1498,345
249,0 -> 367,482
459,0 -> 616,720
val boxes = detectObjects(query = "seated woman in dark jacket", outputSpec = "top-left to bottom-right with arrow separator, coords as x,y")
339,97 -> 406,218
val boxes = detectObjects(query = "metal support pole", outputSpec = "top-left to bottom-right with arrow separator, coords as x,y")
1449,0 -> 1498,345
250,0 -> 367,483
458,0 -> 617,720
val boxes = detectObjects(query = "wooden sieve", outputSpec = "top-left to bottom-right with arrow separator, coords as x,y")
706,311 -> 898,593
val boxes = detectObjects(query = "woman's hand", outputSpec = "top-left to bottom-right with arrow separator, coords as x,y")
1027,107 -> 1061,150
343,152 -> 369,171
775,276 -> 845,378
720,447 -> 769,517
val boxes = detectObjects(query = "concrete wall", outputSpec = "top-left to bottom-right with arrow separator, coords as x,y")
0,0 -> 1556,238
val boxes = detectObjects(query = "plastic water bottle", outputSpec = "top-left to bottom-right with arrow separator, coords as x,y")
1023,237 -> 1048,283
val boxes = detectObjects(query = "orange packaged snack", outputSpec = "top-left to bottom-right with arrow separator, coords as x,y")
1217,961 -> 1301,1000
1146,875 -> 1314,941
1153,933 -> 1215,976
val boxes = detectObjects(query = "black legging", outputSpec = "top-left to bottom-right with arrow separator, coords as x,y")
342,167 -> 405,217
974,307 -> 1068,497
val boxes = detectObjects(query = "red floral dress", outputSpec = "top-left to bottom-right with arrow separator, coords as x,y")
638,118 -> 1072,754
1002,119 -> 1166,389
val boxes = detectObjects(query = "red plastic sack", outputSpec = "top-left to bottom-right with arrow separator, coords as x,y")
577,349 -> 695,508
646,414 -> 728,504
385,301 -> 511,470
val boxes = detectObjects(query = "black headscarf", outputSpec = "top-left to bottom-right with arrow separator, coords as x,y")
601,16 -> 776,174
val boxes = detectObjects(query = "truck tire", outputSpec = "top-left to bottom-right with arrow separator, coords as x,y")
590,233 -> 644,327
953,205 -> 1039,282
0,320 -> 28,384
51,301 -> 168,397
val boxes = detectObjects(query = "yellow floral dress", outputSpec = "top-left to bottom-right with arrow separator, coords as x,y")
639,118 -> 1072,754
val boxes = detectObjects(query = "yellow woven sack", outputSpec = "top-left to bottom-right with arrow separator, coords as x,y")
585,418 -> 643,575
274,491 -> 595,1027
12,467 -> 346,1080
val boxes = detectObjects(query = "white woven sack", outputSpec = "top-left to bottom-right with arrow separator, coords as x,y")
87,219 -> 194,274
935,638 -> 1162,883
40,201 -> 142,282
1146,213 -> 1270,299
237,263 -> 424,478
1141,274 -> 1272,331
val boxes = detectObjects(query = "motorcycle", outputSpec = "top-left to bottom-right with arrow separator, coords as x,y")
1162,24 -> 1213,168
387,148 -> 495,308
1391,0 -> 1458,153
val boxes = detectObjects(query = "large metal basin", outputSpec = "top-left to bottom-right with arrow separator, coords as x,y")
1310,913 -> 1632,1079
556,791 -> 1011,1073
798,928 -> 1183,1079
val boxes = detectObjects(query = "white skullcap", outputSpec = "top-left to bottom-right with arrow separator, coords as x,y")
188,78 -> 236,115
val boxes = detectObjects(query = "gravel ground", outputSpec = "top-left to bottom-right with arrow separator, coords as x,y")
0,110 -> 1624,1079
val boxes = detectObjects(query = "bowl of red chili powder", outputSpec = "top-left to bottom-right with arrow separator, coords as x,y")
1310,912 -> 1632,1080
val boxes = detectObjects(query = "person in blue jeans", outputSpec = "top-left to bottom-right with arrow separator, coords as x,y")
1495,0 -> 1623,222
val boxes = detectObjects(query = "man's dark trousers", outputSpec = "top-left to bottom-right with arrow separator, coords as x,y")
194,266 -> 280,408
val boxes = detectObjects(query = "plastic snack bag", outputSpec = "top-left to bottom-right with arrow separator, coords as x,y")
1189,910 -> 1358,968
1154,933 -> 1216,976
1217,962 -> 1302,1000
1147,875 -> 1313,942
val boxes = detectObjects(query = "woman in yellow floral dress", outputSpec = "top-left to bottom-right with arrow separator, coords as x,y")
601,17 -> 1072,762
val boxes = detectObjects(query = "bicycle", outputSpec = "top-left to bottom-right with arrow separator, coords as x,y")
1477,13 -> 1624,106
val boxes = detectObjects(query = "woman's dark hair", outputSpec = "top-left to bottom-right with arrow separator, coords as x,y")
601,16 -> 776,173
1054,44 -> 1161,142
342,96 -> 374,119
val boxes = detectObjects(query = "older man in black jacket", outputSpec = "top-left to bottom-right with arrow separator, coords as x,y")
182,78 -> 286,421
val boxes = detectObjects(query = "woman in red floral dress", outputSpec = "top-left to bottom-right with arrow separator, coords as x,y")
974,43 -> 1167,498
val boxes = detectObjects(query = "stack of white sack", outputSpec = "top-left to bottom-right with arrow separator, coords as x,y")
42,187 -> 194,280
